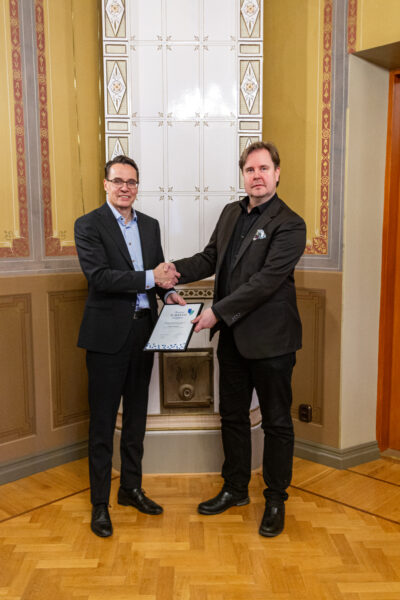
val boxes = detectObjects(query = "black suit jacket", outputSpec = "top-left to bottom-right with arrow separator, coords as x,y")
174,195 -> 306,359
74,202 -> 169,354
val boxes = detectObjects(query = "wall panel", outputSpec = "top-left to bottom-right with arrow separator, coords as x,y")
292,288 -> 325,425
49,290 -> 88,428
0,294 -> 35,443
0,274 -> 89,478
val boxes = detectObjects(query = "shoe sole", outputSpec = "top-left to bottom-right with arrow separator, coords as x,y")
198,497 -> 250,515
258,526 -> 283,538
91,525 -> 113,537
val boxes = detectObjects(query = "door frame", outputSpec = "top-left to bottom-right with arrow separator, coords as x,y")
377,69 -> 400,450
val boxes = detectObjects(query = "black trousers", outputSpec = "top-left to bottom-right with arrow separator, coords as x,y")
217,326 -> 296,503
86,315 -> 154,505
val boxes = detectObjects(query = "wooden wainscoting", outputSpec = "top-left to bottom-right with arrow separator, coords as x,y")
0,274 -> 89,483
49,290 -> 89,428
0,293 -> 36,443
292,287 -> 325,424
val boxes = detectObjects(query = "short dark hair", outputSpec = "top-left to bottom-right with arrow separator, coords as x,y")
239,141 -> 280,172
105,155 -> 140,182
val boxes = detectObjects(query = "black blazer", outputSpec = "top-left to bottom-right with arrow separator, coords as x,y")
74,202 -> 169,354
174,195 -> 306,359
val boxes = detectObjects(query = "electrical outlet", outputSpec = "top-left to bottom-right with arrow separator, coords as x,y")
298,403 -> 312,422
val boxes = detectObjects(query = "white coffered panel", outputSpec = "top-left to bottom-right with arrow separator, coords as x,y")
168,196 -> 200,260
130,47 -> 163,116
165,0 -> 200,40
204,46 -> 236,117
129,0 -> 162,40
167,123 -> 200,192
103,0 -> 263,257
135,195 -> 166,247
167,47 -> 200,119
203,123 -> 236,192
204,0 -> 237,41
131,122 -> 164,191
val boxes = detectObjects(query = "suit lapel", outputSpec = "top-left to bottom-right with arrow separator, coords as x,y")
97,203 -> 133,268
231,195 -> 281,270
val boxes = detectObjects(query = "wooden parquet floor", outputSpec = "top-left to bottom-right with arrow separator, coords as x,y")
1,456 -> 400,599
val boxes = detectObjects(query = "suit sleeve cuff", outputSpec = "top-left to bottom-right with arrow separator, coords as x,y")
145,270 -> 155,290
211,306 -> 222,321
163,290 -> 174,303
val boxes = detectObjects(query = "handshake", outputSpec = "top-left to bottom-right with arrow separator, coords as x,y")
153,262 -> 180,289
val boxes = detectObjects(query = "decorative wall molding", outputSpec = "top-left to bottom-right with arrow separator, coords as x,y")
347,0 -> 357,53
0,294 -> 35,442
141,406 -> 261,433
48,290 -> 89,428
299,0 -> 348,270
0,274 -> 89,474
34,0 -> 77,257
292,288 -> 325,424
305,0 -> 332,255
0,0 -> 29,258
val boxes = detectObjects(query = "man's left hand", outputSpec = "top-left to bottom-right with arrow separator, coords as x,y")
191,307 -> 218,332
166,292 -> 186,306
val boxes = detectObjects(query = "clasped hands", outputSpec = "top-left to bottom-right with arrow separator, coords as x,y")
154,262 -> 218,331
153,262 -> 180,289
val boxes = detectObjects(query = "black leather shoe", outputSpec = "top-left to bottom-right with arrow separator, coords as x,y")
117,487 -> 163,515
91,504 -> 113,537
259,502 -> 285,537
198,490 -> 250,515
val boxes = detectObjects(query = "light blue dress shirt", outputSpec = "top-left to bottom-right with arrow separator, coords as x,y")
107,200 -> 154,309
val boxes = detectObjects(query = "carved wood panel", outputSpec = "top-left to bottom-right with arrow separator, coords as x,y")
0,294 -> 35,442
292,288 -> 325,424
48,290 -> 89,428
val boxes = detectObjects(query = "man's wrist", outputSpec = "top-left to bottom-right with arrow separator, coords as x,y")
164,290 -> 175,302
211,306 -> 221,321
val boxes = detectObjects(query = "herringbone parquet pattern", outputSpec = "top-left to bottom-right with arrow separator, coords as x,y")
1,458 -> 400,599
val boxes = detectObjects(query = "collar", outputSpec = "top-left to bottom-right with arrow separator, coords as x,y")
239,193 -> 277,215
107,199 -> 137,224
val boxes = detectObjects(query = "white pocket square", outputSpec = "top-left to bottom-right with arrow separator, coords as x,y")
253,229 -> 266,241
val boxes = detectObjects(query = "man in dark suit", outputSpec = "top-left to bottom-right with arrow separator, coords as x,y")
75,155 -> 183,537
171,141 -> 306,537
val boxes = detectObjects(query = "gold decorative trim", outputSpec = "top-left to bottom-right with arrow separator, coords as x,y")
0,0 -> 30,257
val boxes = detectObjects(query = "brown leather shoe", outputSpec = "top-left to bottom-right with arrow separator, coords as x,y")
91,504 -> 113,537
198,489 -> 250,515
259,502 -> 285,537
117,487 -> 163,515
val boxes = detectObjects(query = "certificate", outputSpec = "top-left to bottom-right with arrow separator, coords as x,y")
144,303 -> 204,352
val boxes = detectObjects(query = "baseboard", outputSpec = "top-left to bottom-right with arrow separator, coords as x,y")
1,434 -> 380,485
113,424 -> 264,474
381,448 -> 400,460
0,441 -> 88,485
294,438 -> 380,469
